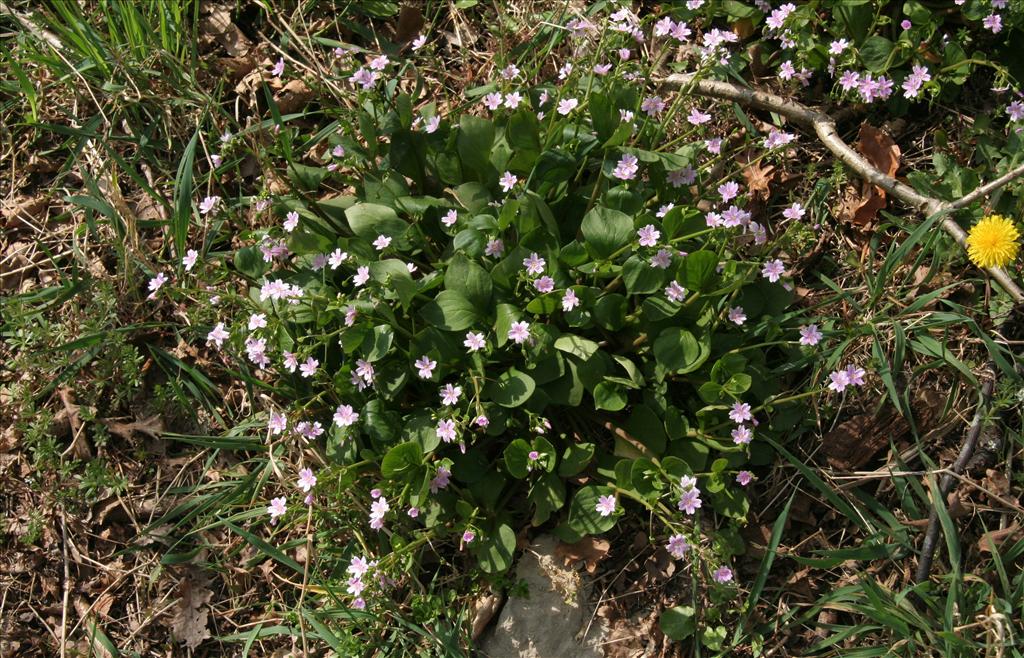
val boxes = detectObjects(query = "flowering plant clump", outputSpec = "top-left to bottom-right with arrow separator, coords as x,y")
149,0 -> 1024,648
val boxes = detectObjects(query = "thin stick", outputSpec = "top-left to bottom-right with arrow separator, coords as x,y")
661,73 -> 1024,304
59,511 -> 70,658
914,371 -> 995,582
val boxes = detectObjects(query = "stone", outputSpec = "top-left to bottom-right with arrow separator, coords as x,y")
479,535 -> 607,658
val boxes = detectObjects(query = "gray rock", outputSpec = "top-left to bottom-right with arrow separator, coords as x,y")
479,535 -> 607,658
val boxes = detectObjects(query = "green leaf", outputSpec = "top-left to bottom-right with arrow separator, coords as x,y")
654,328 -> 704,372
581,206 -> 633,259
660,606 -> 696,640
554,334 -> 601,360
624,405 -> 667,454
234,245 -> 267,279
593,293 -> 627,331
529,471 -> 566,525
445,254 -> 493,308
594,381 -> 627,411
420,290 -> 480,331
381,441 -> 424,479
457,115 -> 495,181
473,522 -> 516,574
361,325 -> 394,362
623,255 -> 666,295
563,485 -> 618,538
506,109 -> 541,154
503,439 -> 532,479
485,368 -> 536,407
172,129 -> 199,260
682,250 -> 718,291
860,35 -> 894,73
559,443 -> 595,477
345,203 -> 408,241
453,182 -> 492,213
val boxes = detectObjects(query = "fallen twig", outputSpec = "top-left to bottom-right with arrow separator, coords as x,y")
914,366 -> 997,582
661,73 -> 1024,304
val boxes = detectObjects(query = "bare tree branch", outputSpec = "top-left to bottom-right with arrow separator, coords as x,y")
661,73 -> 1024,304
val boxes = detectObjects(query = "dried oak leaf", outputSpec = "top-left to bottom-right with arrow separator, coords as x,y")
840,124 -> 901,227
170,570 -> 214,650
555,536 -> 611,574
740,151 -> 775,201
275,79 -> 314,115
978,523 -> 1024,553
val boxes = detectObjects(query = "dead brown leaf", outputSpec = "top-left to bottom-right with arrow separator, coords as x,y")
978,523 -> 1024,553
396,5 -> 425,44
555,536 -> 611,574
200,6 -> 252,57
740,150 -> 775,201
470,591 -> 504,640
59,387 -> 92,459
170,569 -> 214,650
275,79 -> 314,115
101,414 -> 164,441
840,124 -> 902,228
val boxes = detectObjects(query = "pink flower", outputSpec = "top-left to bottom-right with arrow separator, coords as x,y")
353,266 -> 370,287
656,203 -> 675,218
482,92 -> 503,111
713,566 -> 733,583
407,506 -> 420,517
436,419 -> 457,443
412,34 -> 427,50
728,306 -> 747,325
783,202 -> 805,220
983,13 -> 1003,33
830,39 -> 849,55
637,224 -> 660,247
207,322 -> 229,348
562,289 -> 580,312
283,352 -> 298,372
665,281 -> 687,303
199,195 -> 220,215
485,238 -> 505,257
328,249 -> 348,269
415,355 -> 437,379
736,471 -> 753,486
475,415 -> 490,428
762,259 -> 785,283
430,465 -> 452,492
499,171 -> 518,193
504,91 -> 523,109
299,357 -> 319,378
668,167 -> 696,187
373,234 -> 392,251
462,529 -> 476,543
557,98 -> 579,115
268,411 -> 287,435
267,496 -> 287,520
844,364 -> 866,386
507,321 -> 530,344
355,359 -> 375,384
271,57 -> 285,77
344,305 -> 358,327
799,324 -> 823,346
651,249 -> 673,269
464,331 -> 486,352
183,249 -> 199,271
297,468 -> 317,492
678,488 -> 702,515
687,108 -> 711,125
731,425 -> 753,445
593,63 -> 612,75
147,272 -> 168,299
334,404 -> 359,427
666,534 -> 690,559
729,402 -> 752,424
501,64 -> 520,79
641,95 -> 666,116
828,369 -> 851,392
249,313 -> 268,331
440,383 -> 462,406
522,252 -> 546,275
613,153 -> 639,180
348,556 -> 370,578
534,276 -> 555,293
424,116 -> 441,133
595,494 -> 616,517
718,181 -> 740,203
284,211 -> 299,232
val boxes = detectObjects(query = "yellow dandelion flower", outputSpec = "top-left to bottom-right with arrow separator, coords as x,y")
966,214 -> 1020,269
